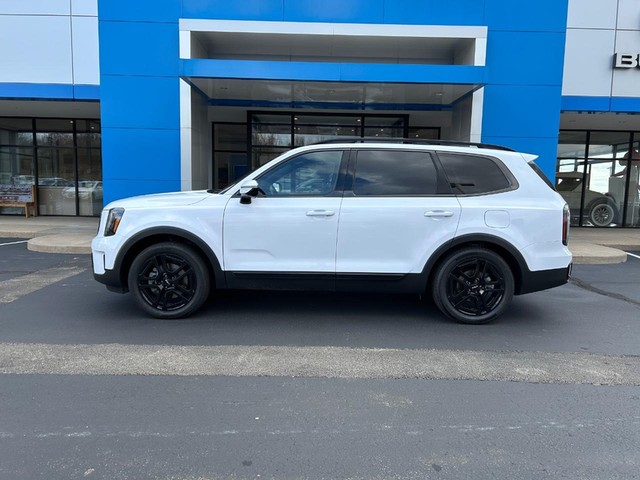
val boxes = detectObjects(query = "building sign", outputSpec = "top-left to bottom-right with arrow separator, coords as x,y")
614,53 -> 640,69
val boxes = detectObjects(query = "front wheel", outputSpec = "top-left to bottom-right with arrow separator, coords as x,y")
127,242 -> 210,319
432,248 -> 514,324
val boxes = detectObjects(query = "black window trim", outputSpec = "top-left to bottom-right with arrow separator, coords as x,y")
434,151 -> 519,197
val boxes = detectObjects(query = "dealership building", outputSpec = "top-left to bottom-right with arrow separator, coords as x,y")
1,0 -> 639,227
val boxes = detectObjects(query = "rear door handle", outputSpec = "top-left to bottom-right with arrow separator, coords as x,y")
306,210 -> 335,217
424,210 -> 454,218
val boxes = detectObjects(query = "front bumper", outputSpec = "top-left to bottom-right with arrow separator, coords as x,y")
92,252 -> 127,293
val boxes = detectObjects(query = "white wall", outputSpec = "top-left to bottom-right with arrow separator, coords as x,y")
563,0 -> 640,98
0,0 -> 99,85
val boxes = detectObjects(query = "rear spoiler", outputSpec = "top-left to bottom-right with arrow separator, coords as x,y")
522,153 -> 538,163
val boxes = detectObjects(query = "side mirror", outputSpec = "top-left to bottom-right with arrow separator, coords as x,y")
239,179 -> 259,205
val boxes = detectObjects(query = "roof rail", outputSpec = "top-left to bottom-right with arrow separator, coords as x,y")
312,136 -> 515,152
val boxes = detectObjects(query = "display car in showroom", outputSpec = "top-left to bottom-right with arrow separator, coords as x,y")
555,171 -> 619,227
92,139 -> 572,324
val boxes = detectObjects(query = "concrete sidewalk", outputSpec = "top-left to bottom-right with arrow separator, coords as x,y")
0,216 -> 98,255
1,216 -> 639,264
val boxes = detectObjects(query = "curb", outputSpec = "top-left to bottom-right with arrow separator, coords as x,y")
569,242 -> 628,265
27,234 -> 93,255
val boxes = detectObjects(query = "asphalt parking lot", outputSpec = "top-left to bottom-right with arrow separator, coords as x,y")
1,239 -> 640,479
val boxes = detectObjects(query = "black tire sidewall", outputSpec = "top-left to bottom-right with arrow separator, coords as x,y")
432,247 -> 514,325
127,242 -> 210,319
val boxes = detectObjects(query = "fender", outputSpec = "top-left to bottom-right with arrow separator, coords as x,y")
112,226 -> 225,290
421,233 -> 529,294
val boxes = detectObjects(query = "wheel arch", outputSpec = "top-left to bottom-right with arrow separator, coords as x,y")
114,227 -> 225,291
423,234 -> 528,295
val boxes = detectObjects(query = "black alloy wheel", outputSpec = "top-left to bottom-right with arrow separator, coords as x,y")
128,242 -> 210,319
432,247 -> 514,324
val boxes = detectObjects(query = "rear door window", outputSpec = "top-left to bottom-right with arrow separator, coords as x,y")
353,149 -> 439,196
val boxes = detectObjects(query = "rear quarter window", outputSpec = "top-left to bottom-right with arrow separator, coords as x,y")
438,152 -> 515,195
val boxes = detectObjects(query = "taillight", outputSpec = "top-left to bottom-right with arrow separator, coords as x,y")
562,204 -> 569,246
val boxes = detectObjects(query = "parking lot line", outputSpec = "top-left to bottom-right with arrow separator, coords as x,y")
625,252 -> 640,260
0,240 -> 28,247
0,266 -> 85,304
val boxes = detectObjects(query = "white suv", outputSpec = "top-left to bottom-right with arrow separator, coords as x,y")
91,140 -> 572,324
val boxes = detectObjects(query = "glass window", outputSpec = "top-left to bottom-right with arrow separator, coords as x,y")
37,147 -> 75,215
252,146 -> 289,169
621,139 -> 640,227
257,150 -> 343,196
215,151 -> 249,190
0,118 -> 33,146
408,127 -> 439,140
353,150 -> 438,196
0,147 -> 34,185
557,131 -> 587,160
214,123 -> 247,151
294,125 -> 360,147
439,153 -> 511,195
363,126 -> 403,138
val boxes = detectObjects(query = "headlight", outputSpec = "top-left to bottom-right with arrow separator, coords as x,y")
104,208 -> 125,237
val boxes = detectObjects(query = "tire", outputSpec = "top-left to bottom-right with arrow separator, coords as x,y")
432,247 -> 514,325
588,201 -> 616,227
127,242 -> 210,319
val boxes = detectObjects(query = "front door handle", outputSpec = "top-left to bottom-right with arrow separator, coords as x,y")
306,210 -> 335,217
424,210 -> 454,218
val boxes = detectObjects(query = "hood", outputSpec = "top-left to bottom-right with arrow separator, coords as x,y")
104,190 -> 213,210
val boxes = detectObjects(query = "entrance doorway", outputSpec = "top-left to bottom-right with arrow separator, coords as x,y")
212,111 -> 439,190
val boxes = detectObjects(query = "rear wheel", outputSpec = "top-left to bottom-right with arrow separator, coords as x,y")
432,247 -> 514,324
588,201 -> 616,227
127,242 -> 210,319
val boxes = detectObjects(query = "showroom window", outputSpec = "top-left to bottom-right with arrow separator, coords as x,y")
557,131 -> 639,228
0,117 -> 101,217
212,111 -> 440,190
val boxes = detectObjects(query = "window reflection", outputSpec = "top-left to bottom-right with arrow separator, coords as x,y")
556,131 -> 639,227
0,117 -> 101,217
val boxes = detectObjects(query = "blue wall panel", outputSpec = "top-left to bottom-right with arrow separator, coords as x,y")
283,0 -> 384,23
100,75 -> 179,130
0,83 -> 74,100
482,85 -> 563,139
73,85 -> 100,100
484,0 -> 568,32
610,97 -> 640,113
561,96 -> 611,112
102,128 -> 180,204
182,0 -> 284,21
485,31 -> 566,86
182,59 -> 483,85
383,0 -> 484,26
99,22 -> 179,77
98,0 -> 180,23
482,136 -> 560,181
